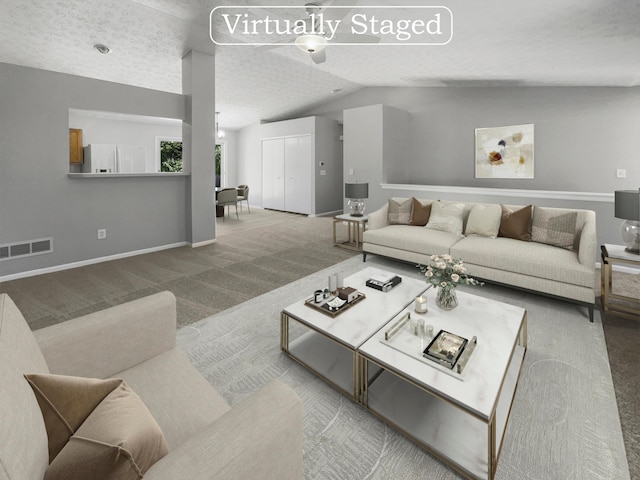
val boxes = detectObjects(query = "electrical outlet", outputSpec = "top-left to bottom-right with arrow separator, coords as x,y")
349,168 -> 354,175
97,228 -> 107,239
616,169 -> 626,179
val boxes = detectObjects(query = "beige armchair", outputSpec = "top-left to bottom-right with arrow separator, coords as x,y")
0,292 -> 303,480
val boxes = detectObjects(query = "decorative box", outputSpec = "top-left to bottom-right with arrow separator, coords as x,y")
338,287 -> 359,303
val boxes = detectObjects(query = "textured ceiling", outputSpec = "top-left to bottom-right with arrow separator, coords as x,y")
1,0 -> 639,130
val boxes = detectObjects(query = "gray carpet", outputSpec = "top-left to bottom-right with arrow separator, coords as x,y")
177,255 -> 630,480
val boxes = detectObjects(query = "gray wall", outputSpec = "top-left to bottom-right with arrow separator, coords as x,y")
0,63 -> 188,277
305,86 -> 640,249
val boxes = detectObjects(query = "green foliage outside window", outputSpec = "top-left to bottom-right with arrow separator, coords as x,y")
160,141 -> 183,172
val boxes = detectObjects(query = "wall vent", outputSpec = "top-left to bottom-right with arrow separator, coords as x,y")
0,238 -> 53,261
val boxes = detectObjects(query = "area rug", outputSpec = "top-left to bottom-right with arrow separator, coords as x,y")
176,256 -> 630,479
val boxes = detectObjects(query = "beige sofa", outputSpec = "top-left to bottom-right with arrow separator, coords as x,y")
0,291 -> 303,480
363,198 -> 597,321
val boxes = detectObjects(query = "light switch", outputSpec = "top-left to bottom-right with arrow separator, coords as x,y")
616,169 -> 626,178
349,168 -> 354,175
320,170 -> 326,176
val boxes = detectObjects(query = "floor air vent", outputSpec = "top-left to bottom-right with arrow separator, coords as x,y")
0,238 -> 53,261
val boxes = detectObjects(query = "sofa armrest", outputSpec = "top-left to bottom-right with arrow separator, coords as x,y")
144,379 -> 303,480
578,212 -> 597,270
33,291 -> 177,379
366,203 -> 389,231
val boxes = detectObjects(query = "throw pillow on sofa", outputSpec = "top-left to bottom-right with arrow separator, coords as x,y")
425,200 -> 466,236
465,204 -> 502,238
409,198 -> 432,226
387,198 -> 412,225
499,205 -> 532,241
531,207 -> 578,250
25,374 -> 168,480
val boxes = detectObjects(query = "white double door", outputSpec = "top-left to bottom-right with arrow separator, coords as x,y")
262,135 -> 312,214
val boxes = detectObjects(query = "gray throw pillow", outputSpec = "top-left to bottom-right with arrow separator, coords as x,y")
531,207 -> 578,250
387,198 -> 412,225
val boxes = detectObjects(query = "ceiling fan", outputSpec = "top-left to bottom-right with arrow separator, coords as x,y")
259,0 -> 380,65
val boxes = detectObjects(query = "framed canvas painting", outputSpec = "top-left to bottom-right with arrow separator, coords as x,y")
475,124 -> 534,179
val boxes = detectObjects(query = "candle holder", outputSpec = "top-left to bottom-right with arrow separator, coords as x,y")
414,295 -> 428,313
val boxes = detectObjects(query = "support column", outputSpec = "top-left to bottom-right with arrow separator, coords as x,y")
182,50 -> 216,245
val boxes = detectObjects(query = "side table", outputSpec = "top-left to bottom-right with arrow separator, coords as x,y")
333,214 -> 368,251
600,244 -> 640,321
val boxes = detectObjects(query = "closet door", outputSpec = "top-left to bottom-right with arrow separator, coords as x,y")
284,135 -> 312,214
261,138 -> 285,210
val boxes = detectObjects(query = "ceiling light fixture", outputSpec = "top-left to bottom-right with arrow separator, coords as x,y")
94,44 -> 111,54
215,112 -> 225,139
295,35 -> 327,54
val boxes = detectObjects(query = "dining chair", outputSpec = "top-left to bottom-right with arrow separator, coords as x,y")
237,185 -> 250,213
216,188 -> 239,220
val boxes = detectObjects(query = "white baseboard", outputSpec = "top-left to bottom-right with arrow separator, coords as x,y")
0,242 -> 188,282
190,239 -> 216,248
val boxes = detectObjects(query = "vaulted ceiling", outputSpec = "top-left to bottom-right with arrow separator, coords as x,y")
1,0 -> 639,130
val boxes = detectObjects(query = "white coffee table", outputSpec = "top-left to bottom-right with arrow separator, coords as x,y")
357,288 -> 527,480
280,267 -> 428,400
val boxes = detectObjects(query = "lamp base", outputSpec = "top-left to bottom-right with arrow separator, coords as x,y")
347,199 -> 366,217
620,220 -> 640,255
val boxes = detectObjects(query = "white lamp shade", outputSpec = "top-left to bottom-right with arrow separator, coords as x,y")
295,35 -> 327,53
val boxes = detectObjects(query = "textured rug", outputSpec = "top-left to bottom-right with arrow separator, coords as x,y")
177,255 -> 630,480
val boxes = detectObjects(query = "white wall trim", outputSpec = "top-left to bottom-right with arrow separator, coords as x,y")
0,242 -> 188,282
190,239 -> 217,248
382,184 -> 614,203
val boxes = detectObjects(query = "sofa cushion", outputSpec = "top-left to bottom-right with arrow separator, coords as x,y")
532,207 -> 578,250
450,236 -> 595,287
28,375 -> 169,480
409,198 -> 432,226
24,374 -> 122,462
387,198 -> 412,225
0,294 -> 50,480
499,204 -> 532,241
364,224 -> 462,255
465,203 -> 502,238
425,200 -> 466,236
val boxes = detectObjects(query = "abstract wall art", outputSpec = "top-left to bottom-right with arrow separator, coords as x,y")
475,124 -> 534,179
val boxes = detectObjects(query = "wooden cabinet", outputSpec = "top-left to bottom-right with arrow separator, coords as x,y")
69,128 -> 83,164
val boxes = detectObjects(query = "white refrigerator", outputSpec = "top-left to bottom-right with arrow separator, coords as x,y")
82,144 -> 146,173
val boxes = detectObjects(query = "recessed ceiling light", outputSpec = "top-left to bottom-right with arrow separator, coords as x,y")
94,44 -> 111,55
331,89 -> 342,94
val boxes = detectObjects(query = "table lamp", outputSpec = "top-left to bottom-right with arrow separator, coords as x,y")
345,182 -> 368,217
614,189 -> 640,254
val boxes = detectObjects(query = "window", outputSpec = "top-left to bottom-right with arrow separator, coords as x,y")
155,136 -> 182,172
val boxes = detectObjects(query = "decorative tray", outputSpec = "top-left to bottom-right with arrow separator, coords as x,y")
304,290 -> 366,317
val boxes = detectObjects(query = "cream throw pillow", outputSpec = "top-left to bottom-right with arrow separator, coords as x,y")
465,204 -> 502,238
425,201 -> 466,236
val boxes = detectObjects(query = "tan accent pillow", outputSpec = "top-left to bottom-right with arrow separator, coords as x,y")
465,204 -> 502,238
25,374 -> 168,480
531,207 -> 578,250
25,374 -> 122,462
387,198 -> 412,225
425,200 -> 466,236
409,198 -> 432,226
499,205 -> 532,241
